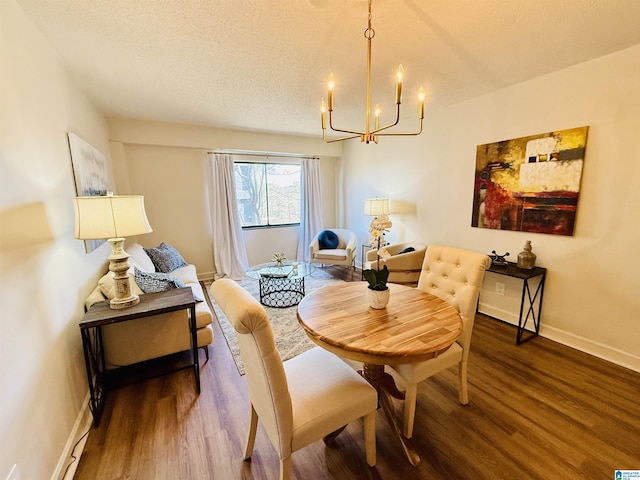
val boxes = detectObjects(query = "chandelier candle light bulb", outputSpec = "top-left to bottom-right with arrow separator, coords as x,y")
327,72 -> 335,110
320,99 -> 326,129
395,64 -> 404,104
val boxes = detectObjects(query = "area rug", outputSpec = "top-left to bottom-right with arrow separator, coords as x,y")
202,269 -> 344,375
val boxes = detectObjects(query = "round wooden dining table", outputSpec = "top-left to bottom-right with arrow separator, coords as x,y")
296,282 -> 462,466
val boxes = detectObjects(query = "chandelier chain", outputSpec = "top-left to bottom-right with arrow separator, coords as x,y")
365,0 -> 375,39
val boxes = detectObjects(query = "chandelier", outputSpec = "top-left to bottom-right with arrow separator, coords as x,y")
320,0 -> 425,144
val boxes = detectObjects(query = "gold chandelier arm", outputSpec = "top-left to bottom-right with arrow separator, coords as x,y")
370,104 -> 401,135
376,118 -> 423,137
328,111 -> 366,136
323,130 -> 362,143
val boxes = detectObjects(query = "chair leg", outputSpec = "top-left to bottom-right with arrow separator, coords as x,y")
200,345 -> 209,361
403,382 -> 418,439
279,456 -> 292,480
364,410 -> 377,467
458,360 -> 469,405
244,404 -> 258,460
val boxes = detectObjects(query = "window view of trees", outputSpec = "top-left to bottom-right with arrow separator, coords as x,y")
234,162 -> 301,227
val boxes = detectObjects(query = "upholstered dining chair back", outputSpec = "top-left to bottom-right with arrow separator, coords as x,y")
210,278 -> 292,455
210,278 -> 377,479
417,245 -> 491,353
389,245 -> 491,438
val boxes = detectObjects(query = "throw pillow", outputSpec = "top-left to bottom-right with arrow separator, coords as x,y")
398,246 -> 416,255
318,229 -> 339,250
133,268 -> 204,301
144,242 -> 187,273
127,243 -> 156,272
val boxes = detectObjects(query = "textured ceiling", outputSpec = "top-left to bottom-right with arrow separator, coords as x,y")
16,0 -> 640,138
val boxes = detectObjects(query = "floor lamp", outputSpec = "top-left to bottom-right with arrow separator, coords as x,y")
364,197 -> 391,249
73,194 -> 153,309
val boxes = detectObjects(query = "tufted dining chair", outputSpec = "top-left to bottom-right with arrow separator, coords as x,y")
210,279 -> 377,480
387,245 -> 491,438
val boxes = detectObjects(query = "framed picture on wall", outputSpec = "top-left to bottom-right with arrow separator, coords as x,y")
68,132 -> 112,252
471,126 -> 589,236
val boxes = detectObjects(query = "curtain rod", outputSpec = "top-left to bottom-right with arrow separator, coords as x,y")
111,142 -> 320,159
208,149 -> 318,160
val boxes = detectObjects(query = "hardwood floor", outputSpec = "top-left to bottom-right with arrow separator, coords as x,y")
74,266 -> 640,479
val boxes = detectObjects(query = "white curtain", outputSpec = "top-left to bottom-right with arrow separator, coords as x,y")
206,153 -> 249,279
297,157 -> 323,262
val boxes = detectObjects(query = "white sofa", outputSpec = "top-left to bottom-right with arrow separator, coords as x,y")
85,243 -> 213,368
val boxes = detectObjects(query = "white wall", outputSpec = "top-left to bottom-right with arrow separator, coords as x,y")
108,118 -> 343,277
1,1 -> 112,478
343,45 -> 640,371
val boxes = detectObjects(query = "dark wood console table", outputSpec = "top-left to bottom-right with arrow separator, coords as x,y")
485,262 -> 547,344
79,288 -> 199,426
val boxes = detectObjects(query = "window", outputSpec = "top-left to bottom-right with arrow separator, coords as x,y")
234,162 -> 301,227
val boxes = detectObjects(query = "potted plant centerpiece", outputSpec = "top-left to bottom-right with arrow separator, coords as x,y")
363,214 -> 392,309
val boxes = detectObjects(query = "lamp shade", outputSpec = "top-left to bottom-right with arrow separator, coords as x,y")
364,198 -> 390,216
73,195 -> 153,240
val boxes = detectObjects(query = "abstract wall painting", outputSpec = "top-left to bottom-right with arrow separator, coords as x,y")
471,126 -> 589,236
68,132 -> 111,252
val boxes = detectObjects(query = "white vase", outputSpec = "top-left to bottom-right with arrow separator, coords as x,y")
366,287 -> 390,309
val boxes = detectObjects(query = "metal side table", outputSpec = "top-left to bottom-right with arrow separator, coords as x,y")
79,288 -> 199,426
485,262 -> 547,344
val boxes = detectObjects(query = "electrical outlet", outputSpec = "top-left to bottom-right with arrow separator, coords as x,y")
6,465 -> 21,480
495,282 -> 505,296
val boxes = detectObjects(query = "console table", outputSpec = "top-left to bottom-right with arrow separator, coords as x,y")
79,288 -> 199,426
485,262 -> 547,344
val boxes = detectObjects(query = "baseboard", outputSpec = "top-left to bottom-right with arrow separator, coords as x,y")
197,271 -> 215,281
478,302 -> 639,372
52,393 -> 92,480
539,325 -> 640,373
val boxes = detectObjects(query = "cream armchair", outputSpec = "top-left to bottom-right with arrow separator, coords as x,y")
387,245 -> 491,438
309,228 -> 357,273
365,241 -> 427,285
210,279 -> 377,479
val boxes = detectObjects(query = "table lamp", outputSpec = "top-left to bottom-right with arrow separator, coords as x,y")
73,193 -> 153,309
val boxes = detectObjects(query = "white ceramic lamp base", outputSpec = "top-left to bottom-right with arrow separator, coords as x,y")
107,238 -> 139,309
